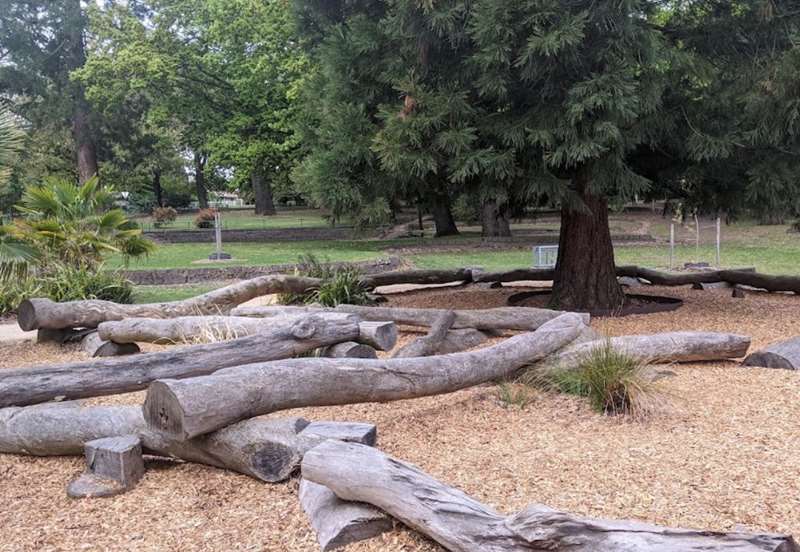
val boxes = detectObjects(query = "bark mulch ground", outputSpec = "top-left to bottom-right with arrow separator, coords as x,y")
1,285 -> 799,551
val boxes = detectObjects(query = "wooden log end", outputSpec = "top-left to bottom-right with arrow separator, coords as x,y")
17,299 -> 42,331
324,342 -> 378,359
358,322 -> 398,351
250,441 -> 304,482
69,434 -> 145,499
743,352 -> 797,370
143,381 -> 187,440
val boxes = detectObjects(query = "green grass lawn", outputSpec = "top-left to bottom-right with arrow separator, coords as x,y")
136,208 -> 330,232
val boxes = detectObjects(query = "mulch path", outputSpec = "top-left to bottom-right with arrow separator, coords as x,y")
1,285 -> 799,551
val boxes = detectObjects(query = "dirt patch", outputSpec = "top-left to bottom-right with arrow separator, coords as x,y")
2,287 -> 800,551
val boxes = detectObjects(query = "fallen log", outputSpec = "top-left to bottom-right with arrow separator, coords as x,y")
0,314 -> 361,407
438,329 -> 491,353
143,313 -> 586,440
534,332 -> 751,373
719,270 -> 800,294
324,342 -> 378,359
299,479 -> 392,551
336,305 -> 587,331
302,440 -> 798,552
472,268 -> 554,283
360,268 -> 472,289
96,313 -> 356,345
392,310 -> 456,358
356,321 -> 397,351
81,331 -> 140,358
743,337 -> 800,370
17,274 -> 321,331
0,404 -> 369,483
37,328 -> 93,344
67,435 -> 145,499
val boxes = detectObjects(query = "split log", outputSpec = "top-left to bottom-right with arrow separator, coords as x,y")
81,331 -> 140,358
360,268 -> 472,289
392,310 -> 456,358
535,332 -> 751,373
299,479 -> 392,551
324,342 -> 378,359
96,313 -> 356,345
302,440 -> 798,552
67,435 -> 145,499
336,305 -> 587,331
743,337 -> 800,370
143,313 -> 586,440
356,321 -> 397,351
17,274 -> 321,331
0,314 -> 361,407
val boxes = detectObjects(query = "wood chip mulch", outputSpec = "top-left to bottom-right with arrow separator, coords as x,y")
1,286 -> 799,551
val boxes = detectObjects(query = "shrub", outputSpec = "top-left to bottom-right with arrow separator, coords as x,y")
40,264 -> 134,304
152,206 -> 178,228
523,341 -> 666,419
0,277 -> 41,316
195,208 -> 216,228
279,253 -> 370,307
496,382 -> 535,409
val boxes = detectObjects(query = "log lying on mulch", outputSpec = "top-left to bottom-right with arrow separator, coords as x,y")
743,337 -> 800,370
472,268 -> 555,283
302,440 -> 798,552
299,479 -> 392,551
534,332 -> 751,372
232,304 -> 585,332
360,268 -> 472,289
392,310 -> 456,358
0,314 -> 362,407
143,313 -> 587,440
324,342 -> 378,359
17,274 -> 321,331
0,403 -> 375,483
67,435 -> 145,499
81,331 -> 140,358
438,328 -> 492,353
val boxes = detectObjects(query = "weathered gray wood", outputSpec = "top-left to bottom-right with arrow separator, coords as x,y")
437,329 -> 491,353
691,281 -> 733,290
299,479 -> 392,551
143,313 -> 586,440
0,315 -> 360,407
743,337 -> 800,370
299,422 -> 377,446
733,287 -> 747,298
80,331 -> 140,358
96,313 -> 356,344
360,268 -> 472,289
336,305 -> 588,331
67,435 -> 145,499
535,332 -> 751,373
302,440 -> 798,552
17,274 -> 321,330
324,342 -> 378,359
392,310 -> 456,358
356,321 -> 397,351
472,268 -> 554,283
231,305 -> 327,318
37,328 -> 93,344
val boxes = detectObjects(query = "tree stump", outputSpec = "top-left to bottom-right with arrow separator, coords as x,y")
67,435 -> 145,499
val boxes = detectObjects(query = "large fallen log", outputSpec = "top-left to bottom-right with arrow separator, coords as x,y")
360,268 -> 472,290
80,331 -> 140,358
0,403 -> 370,483
17,274 -> 321,331
472,268 -> 554,283
743,337 -> 800,370
302,440 -> 798,552
143,313 -> 586,440
535,332 -> 751,372
0,314 -> 362,407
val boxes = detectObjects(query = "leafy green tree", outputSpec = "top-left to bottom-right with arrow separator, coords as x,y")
0,0 -> 99,182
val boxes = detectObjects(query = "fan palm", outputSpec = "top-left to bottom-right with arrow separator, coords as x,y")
0,103 -> 23,188
0,103 -> 32,281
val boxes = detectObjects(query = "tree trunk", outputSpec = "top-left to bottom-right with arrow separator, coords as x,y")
193,152 -> 209,208
17,274 -> 320,330
550,166 -> 625,312
302,440 -> 797,552
152,167 -> 163,207
431,193 -> 459,237
143,313 -> 585,439
73,97 -> 98,184
0,314 -> 360,407
481,199 -> 512,238
392,310 -> 455,358
252,167 -> 276,215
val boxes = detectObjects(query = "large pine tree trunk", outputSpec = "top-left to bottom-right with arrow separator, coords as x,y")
252,168 -> 276,215
481,199 -> 512,237
193,152 -> 209,208
431,193 -> 459,237
550,166 -> 625,312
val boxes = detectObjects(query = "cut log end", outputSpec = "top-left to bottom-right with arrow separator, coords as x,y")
17,299 -> 41,331
250,441 -> 303,482
143,381 -> 185,440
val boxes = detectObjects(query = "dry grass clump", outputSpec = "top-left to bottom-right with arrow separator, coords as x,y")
521,341 -> 669,419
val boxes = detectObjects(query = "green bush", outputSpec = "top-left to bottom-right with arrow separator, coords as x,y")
162,178 -> 194,209
0,278 -> 41,316
279,253 -> 370,307
524,341 -> 665,418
